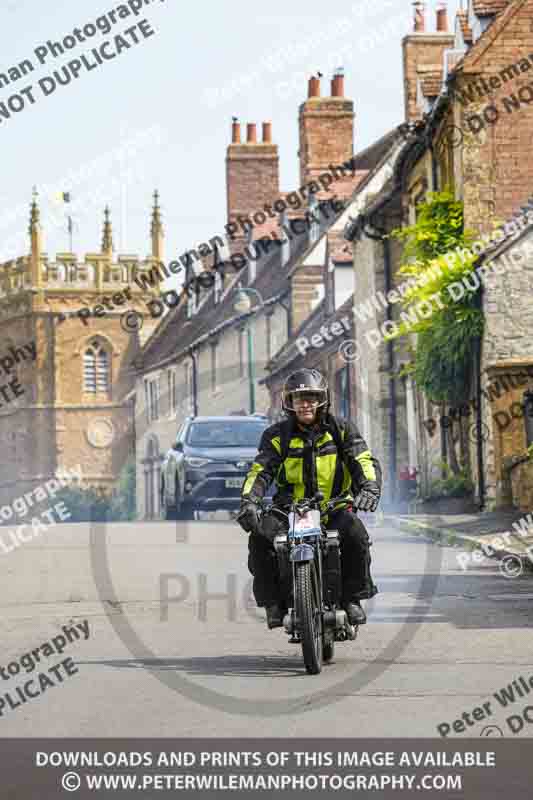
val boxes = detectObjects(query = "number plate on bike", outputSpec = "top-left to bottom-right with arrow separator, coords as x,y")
288,509 -> 321,538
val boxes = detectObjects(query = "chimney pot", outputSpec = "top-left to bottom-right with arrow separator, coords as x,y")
308,76 -> 320,98
246,123 -> 257,143
413,1 -> 425,32
262,122 -> 272,143
331,72 -> 344,97
231,120 -> 241,144
436,2 -> 448,32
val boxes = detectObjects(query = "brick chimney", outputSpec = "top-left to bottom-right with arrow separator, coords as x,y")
436,2 -> 448,32
226,119 -> 279,232
298,70 -> 354,187
402,1 -> 454,121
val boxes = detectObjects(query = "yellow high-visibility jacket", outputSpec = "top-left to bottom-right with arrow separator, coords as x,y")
242,413 -> 382,511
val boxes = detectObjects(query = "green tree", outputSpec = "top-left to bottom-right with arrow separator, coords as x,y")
110,458 -> 137,520
390,190 -> 484,477
389,190 -> 483,405
53,459 -> 136,522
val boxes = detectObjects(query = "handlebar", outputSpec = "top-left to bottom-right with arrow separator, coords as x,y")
257,493 -> 352,518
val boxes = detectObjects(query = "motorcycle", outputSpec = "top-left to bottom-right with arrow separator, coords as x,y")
257,492 -> 358,675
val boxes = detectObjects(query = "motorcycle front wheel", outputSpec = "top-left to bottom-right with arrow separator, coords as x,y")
322,639 -> 335,663
295,561 -> 322,675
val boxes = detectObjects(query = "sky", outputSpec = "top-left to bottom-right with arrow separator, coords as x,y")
0,0 -> 461,267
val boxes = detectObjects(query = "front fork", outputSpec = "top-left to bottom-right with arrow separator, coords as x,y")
274,534 -> 356,641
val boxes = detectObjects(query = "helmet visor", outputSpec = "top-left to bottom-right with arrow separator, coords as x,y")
282,388 -> 328,411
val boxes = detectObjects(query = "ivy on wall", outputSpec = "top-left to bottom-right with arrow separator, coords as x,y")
389,189 -> 484,406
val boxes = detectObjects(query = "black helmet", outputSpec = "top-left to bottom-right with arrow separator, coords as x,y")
281,368 -> 330,419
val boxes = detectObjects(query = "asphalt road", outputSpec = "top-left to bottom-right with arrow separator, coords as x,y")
1,516 -> 533,738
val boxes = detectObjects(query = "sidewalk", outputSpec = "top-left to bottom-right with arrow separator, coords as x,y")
386,510 -> 533,570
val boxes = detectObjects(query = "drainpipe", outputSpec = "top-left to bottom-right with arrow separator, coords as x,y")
428,137 -> 439,192
278,293 -> 292,338
188,347 -> 199,418
474,278 -> 485,510
361,217 -> 397,505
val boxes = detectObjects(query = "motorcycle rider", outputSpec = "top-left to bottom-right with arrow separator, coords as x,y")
237,368 -> 381,630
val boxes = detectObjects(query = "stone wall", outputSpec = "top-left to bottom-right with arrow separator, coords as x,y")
0,291 -> 138,508
351,228 -> 410,506
509,457 -> 533,511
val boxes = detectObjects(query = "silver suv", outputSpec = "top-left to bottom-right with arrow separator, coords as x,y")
160,415 -> 270,520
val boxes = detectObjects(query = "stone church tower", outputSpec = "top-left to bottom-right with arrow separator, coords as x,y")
0,191 -> 165,505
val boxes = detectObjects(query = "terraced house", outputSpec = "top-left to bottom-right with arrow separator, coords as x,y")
134,73 -> 374,519
345,0 -> 533,511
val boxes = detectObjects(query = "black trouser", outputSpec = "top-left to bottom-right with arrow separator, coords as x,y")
247,508 -> 378,608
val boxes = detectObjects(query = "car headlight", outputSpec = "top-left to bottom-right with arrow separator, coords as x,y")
184,456 -> 213,468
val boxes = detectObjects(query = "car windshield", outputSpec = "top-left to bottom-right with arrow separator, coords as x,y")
186,421 -> 268,448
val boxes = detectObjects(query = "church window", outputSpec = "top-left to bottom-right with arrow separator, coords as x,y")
83,339 -> 110,393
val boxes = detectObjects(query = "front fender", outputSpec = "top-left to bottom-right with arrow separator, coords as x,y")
290,543 -> 315,562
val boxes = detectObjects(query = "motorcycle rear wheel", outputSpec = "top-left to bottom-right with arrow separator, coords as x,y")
295,561 -> 322,675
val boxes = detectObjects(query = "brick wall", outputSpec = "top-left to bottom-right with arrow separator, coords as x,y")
402,33 -> 454,122
457,0 -> 533,231
298,82 -> 354,186
290,264 -> 324,332
226,137 -> 279,224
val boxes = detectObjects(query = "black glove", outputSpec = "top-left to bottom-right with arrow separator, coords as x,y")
236,498 -> 260,534
354,482 -> 381,512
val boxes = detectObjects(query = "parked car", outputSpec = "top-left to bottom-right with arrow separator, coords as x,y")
160,415 -> 270,520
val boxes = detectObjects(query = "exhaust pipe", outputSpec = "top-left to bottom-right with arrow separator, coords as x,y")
346,624 -> 357,640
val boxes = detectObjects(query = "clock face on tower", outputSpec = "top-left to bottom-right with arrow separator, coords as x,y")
87,418 -> 115,449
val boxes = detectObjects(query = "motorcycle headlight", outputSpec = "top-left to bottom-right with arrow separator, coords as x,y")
184,456 -> 213,468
